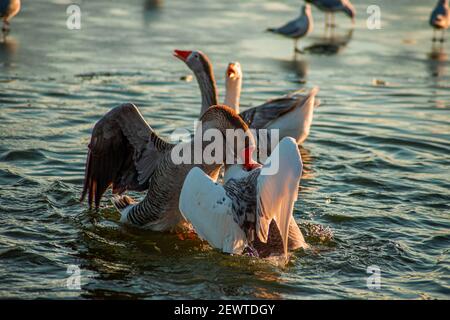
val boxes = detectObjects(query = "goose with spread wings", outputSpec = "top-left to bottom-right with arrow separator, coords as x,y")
80,103 -> 253,231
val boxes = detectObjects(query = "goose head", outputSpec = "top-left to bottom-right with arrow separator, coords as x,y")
199,105 -> 257,169
224,62 -> 242,112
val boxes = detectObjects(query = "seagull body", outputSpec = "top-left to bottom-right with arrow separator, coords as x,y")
0,0 -> 20,34
305,0 -> 355,26
179,137 -> 308,257
81,104 -> 253,232
267,4 -> 313,52
430,0 -> 449,42
223,62 -> 319,148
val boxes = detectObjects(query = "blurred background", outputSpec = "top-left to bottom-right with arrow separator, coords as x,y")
0,0 -> 449,299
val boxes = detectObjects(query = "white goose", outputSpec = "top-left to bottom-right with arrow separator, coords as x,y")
179,137 -> 308,257
174,50 -> 319,150
81,103 -> 253,232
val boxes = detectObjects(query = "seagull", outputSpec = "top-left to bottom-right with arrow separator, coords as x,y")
179,137 -> 308,258
267,4 -> 314,53
305,0 -> 355,28
430,0 -> 449,43
0,0 -> 20,35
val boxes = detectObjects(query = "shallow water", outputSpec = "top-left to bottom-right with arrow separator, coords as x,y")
0,0 -> 449,299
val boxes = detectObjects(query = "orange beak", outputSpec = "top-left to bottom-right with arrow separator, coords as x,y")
227,63 -> 237,78
173,49 -> 192,61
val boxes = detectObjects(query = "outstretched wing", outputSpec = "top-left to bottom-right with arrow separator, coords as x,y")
81,103 -> 173,208
267,17 -> 300,37
179,167 -> 247,254
256,137 -> 303,256
240,89 -> 319,129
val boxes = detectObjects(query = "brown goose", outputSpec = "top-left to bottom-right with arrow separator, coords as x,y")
223,61 -> 319,147
81,103 -> 254,231
174,50 -> 319,151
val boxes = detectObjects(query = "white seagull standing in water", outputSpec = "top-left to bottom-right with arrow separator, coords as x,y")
267,4 -> 314,53
430,0 -> 450,43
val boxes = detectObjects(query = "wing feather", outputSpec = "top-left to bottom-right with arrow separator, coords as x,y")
256,137 -> 303,256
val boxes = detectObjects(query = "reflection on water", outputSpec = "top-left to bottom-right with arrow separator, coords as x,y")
304,29 -> 353,55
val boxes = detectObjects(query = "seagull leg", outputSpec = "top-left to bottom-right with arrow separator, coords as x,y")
440,29 -> 446,43
432,29 -> 436,42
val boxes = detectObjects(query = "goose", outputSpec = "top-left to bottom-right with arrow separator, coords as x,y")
305,0 -> 355,27
267,4 -> 314,53
81,103 -> 254,232
179,137 -> 308,258
174,50 -> 320,153
430,0 -> 449,43
0,0 -> 20,34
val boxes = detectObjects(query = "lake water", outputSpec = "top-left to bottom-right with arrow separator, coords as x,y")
0,0 -> 449,299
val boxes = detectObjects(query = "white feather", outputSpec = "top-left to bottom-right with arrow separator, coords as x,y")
179,167 -> 247,254
256,137 -> 303,256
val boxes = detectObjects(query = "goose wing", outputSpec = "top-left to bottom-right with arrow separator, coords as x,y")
256,137 -> 303,256
179,167 -> 247,254
81,103 -> 173,208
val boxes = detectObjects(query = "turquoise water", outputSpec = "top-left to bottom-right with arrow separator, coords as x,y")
0,0 -> 449,299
